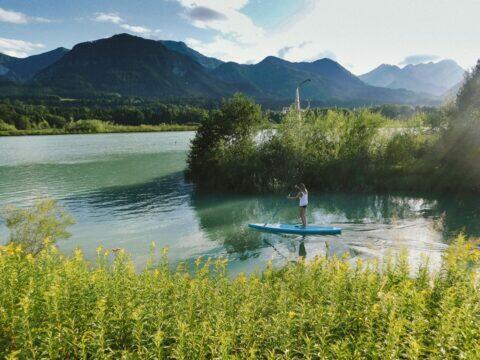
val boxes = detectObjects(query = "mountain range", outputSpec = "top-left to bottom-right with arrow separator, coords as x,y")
360,60 -> 465,96
0,33 -> 466,106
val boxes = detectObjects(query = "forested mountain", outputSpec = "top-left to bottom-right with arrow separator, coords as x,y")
34,34 -> 232,98
360,60 -> 466,96
0,33 -> 445,106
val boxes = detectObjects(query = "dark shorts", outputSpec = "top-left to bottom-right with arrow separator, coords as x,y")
300,205 -> 307,209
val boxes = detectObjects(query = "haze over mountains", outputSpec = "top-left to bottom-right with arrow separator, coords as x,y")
360,61 -> 466,96
0,33 -> 466,107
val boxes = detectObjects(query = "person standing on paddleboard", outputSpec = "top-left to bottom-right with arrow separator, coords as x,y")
287,183 -> 308,227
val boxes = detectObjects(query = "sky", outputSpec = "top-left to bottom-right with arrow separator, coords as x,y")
0,0 -> 479,74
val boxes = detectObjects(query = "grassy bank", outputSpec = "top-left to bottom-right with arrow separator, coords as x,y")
0,237 -> 479,358
0,120 -> 197,136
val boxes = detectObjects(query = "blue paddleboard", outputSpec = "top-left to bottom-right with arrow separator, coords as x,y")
248,223 -> 342,235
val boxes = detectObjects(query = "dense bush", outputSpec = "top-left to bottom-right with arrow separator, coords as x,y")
66,119 -> 108,133
0,119 -> 15,131
0,236 -> 479,358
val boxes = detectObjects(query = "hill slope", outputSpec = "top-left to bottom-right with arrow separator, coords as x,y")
160,40 -> 223,69
6,48 -> 69,82
360,60 -> 465,96
34,34 -> 232,98
0,53 -> 18,76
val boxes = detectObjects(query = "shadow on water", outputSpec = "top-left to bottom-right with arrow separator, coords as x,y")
68,171 -> 194,218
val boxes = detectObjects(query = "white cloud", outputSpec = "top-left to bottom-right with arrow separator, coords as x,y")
94,12 -> 123,24
179,0 -> 480,74
0,7 -> 53,24
120,24 -> 151,35
0,37 -> 44,57
94,12 -> 152,35
34,17 -> 52,23
0,7 -> 28,24
177,0 -> 264,44
399,54 -> 440,66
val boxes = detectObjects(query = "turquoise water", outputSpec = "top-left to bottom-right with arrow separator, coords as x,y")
1,132 -> 479,274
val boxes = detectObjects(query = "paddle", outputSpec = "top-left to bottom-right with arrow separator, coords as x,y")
264,191 -> 293,226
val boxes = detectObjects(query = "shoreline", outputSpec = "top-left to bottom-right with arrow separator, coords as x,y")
0,124 -> 198,137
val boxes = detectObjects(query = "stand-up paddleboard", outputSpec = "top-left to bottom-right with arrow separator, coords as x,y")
248,223 -> 341,235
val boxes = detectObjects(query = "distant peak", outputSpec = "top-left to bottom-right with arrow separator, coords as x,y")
310,58 -> 339,66
259,56 -> 286,64
379,63 -> 400,69
53,47 -> 69,53
103,33 -> 147,43
111,33 -> 137,39
313,57 -> 335,62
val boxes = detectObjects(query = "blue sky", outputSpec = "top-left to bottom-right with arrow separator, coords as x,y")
0,0 -> 479,74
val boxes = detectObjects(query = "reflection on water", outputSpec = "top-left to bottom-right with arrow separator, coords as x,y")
1,132 -> 480,274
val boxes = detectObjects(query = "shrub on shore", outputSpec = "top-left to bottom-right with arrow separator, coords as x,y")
0,237 -> 479,358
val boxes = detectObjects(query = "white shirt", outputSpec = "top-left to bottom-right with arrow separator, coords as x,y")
299,190 -> 308,206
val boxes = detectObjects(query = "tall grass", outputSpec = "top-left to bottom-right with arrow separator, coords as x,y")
1,237 -> 479,358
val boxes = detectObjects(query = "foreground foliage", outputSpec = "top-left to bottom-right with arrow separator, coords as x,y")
0,237 -> 479,358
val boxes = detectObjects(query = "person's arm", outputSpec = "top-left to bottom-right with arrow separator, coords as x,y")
287,192 -> 301,200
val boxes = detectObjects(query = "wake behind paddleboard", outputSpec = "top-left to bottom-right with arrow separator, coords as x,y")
248,223 -> 342,235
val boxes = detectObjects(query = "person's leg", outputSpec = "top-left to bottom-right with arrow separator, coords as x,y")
300,207 -> 306,227
299,207 -> 303,225
303,207 -> 307,227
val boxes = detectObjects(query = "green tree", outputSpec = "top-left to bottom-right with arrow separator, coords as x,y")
14,115 -> 30,130
186,93 -> 264,188
437,60 -> 480,192
2,199 -> 75,255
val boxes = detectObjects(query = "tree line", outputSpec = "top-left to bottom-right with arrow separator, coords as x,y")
0,98 -> 211,131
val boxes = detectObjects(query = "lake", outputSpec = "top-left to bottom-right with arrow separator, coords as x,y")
1,132 -> 479,274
